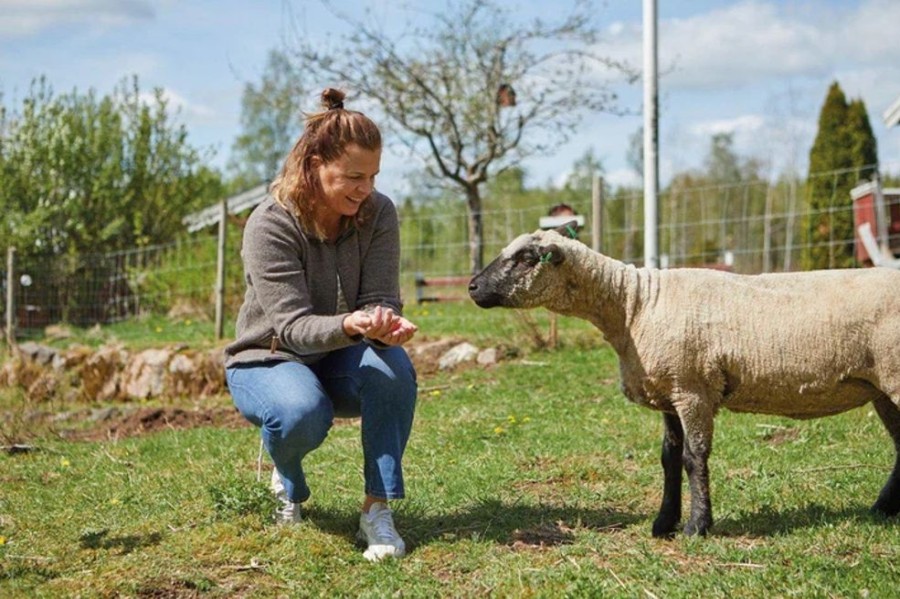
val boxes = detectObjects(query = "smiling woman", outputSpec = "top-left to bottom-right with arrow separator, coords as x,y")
223,87 -> 419,562
314,143 -> 382,241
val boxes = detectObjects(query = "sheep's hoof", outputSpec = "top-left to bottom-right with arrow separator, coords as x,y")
652,515 -> 679,538
870,499 -> 900,518
682,519 -> 711,536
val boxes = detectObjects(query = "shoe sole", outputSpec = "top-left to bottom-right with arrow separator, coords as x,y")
357,530 -> 405,561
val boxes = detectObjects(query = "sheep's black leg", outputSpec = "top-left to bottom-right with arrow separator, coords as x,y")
652,412 -> 684,538
679,405 -> 715,536
871,396 -> 900,517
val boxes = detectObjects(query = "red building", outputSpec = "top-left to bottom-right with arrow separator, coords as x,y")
851,180 -> 900,265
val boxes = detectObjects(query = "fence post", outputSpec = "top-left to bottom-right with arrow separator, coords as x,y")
591,174 -> 604,254
215,198 -> 227,340
5,246 -> 15,353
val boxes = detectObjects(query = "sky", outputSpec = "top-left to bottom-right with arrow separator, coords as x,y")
2,0 -> 900,197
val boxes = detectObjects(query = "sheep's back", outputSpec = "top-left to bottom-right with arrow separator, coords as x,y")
629,266 -> 900,417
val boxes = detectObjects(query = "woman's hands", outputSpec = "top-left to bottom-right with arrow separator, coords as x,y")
343,306 -> 418,346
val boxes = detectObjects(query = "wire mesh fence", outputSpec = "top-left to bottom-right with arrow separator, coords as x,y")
1,166 -> 896,340
1,235 -> 222,337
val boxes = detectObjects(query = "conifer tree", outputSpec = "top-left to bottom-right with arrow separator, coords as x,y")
805,81 -> 878,269
847,99 -> 878,177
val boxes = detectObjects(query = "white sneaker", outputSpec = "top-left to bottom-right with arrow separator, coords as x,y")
357,502 -> 406,561
270,467 -> 301,524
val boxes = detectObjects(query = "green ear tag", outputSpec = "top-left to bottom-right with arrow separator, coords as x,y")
565,225 -> 578,239
540,252 -> 553,264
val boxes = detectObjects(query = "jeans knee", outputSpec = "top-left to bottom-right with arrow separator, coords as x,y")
377,363 -> 417,409
267,399 -> 333,447
383,350 -> 418,396
395,375 -> 417,409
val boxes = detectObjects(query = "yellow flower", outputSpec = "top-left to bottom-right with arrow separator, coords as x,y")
430,390 -> 442,397
60,458 -> 71,468
522,417 -> 532,423
154,326 -> 162,333
184,319 -> 192,326
494,426 -> 505,435
507,415 -> 517,424
0,536 -> 6,545
109,498 -> 121,505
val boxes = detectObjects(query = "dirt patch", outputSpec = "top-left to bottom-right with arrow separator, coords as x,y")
509,521 -> 576,550
0,337 -> 478,451
12,406 -> 359,446
760,426 -> 801,445
63,406 -> 251,442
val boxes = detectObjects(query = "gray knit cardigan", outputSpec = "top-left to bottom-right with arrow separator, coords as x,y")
224,191 -> 403,367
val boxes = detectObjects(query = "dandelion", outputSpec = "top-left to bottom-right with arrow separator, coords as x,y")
0,536 -> 6,545
430,390 -> 442,397
184,319 -> 192,326
60,458 -> 71,468
494,426 -> 505,435
522,416 -> 532,423
109,498 -> 121,505
507,415 -> 517,424
154,326 -> 162,333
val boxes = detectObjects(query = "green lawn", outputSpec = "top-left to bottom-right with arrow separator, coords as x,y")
1,304 -> 898,597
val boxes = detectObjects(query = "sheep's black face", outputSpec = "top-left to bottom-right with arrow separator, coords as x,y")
469,232 -> 564,309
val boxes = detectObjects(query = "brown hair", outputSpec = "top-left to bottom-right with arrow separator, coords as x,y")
270,88 -> 382,240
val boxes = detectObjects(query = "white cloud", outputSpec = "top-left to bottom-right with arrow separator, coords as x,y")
596,0 -> 900,91
0,0 -> 154,38
690,114 -> 765,138
604,167 -> 640,189
139,88 -> 216,120
841,0 -> 900,63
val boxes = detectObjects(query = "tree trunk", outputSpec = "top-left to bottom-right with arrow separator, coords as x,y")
465,185 -> 484,274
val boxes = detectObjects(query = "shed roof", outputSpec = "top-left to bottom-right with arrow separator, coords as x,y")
885,94 -> 900,128
183,183 -> 269,232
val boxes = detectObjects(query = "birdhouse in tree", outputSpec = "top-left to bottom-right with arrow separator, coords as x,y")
496,84 -> 516,107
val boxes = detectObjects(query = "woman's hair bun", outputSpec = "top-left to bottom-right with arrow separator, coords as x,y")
321,88 -> 346,111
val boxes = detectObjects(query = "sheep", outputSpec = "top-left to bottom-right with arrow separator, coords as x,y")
468,224 -> 900,537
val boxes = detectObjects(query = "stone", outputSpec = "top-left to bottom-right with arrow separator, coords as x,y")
476,347 -> 498,366
438,342 -> 479,370
122,348 -> 173,400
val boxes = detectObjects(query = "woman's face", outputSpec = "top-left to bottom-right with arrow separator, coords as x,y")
316,143 -> 381,220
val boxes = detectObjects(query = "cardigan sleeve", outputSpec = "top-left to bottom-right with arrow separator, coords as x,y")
356,196 -> 403,314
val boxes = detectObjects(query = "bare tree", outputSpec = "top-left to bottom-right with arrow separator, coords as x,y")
289,0 -> 635,272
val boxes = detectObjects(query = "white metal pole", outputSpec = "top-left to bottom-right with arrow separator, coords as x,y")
643,0 -> 660,268
591,174 -> 603,253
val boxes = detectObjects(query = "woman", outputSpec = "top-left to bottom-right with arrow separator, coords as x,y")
224,88 -> 418,562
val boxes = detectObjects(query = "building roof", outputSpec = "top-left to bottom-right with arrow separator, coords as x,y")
183,183 -> 269,232
885,94 -> 900,128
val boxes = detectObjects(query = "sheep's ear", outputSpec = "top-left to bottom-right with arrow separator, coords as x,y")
538,243 -> 565,266
553,221 -> 580,240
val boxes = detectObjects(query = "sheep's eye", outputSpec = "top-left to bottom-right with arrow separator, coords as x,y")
512,247 -> 539,266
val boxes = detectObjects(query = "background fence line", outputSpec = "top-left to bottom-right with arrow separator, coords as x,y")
1,164 -> 896,340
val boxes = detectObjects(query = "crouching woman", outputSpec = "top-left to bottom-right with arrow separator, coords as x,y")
224,88 -> 418,562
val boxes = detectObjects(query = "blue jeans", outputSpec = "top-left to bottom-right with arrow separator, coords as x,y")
225,344 -> 417,503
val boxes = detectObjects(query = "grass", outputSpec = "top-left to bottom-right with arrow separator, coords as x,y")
1,303 -> 899,597
20,313 -> 229,351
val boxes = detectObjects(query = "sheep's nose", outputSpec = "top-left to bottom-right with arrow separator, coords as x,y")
468,281 -> 478,293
